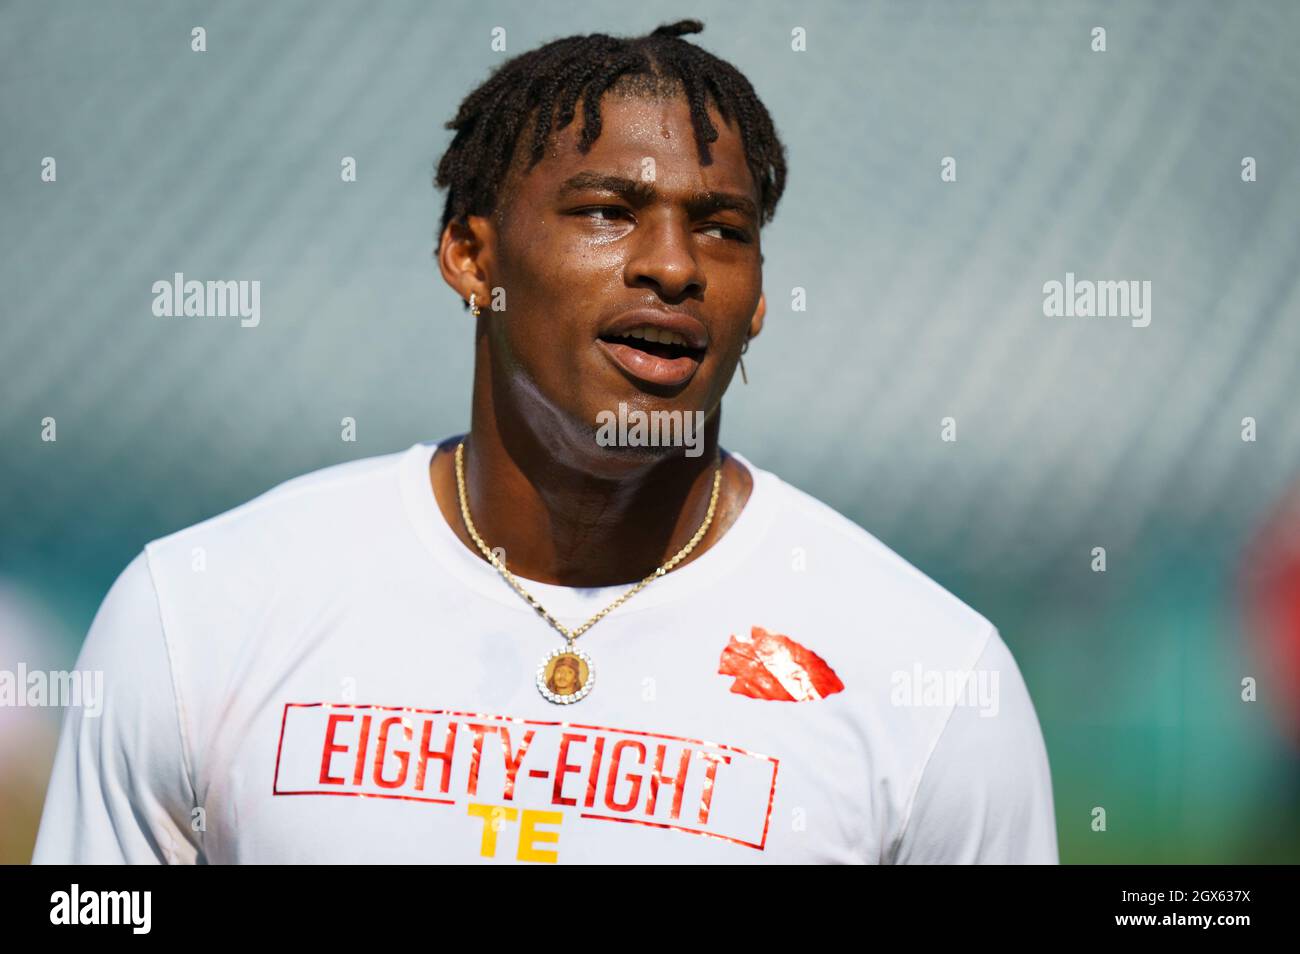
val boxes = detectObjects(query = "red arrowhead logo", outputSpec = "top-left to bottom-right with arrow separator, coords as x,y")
718,626 -> 845,701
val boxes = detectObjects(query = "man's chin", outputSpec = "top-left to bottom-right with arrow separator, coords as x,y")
585,402 -> 713,465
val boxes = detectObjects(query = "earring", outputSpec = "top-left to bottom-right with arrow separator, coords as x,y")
739,338 -> 750,385
469,293 -> 481,318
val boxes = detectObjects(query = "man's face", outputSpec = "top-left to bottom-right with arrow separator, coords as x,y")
471,91 -> 764,466
553,664 -> 575,691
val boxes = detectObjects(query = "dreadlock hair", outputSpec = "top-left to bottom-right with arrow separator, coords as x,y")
433,19 -> 788,279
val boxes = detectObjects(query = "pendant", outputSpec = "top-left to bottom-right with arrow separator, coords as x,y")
537,645 -> 595,704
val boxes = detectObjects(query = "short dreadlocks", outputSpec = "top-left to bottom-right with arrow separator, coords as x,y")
433,18 -> 788,254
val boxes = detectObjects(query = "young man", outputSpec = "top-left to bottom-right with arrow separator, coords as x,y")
33,20 -> 1057,864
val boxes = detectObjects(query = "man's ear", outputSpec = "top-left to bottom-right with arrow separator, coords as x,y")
747,291 -> 766,342
436,214 -> 496,309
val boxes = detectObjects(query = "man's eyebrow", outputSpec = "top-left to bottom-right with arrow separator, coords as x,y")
556,171 -> 758,222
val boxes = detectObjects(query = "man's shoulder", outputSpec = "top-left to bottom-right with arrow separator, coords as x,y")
142,443 -> 422,565
751,459 -> 995,653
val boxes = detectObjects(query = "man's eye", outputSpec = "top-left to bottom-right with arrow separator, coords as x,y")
575,208 -> 748,242
577,206 -> 630,222
701,224 -> 750,242
707,223 -> 748,240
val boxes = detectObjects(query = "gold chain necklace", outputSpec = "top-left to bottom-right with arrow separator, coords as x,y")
454,440 -> 723,704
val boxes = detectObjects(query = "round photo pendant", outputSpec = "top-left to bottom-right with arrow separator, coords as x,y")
537,647 -> 594,704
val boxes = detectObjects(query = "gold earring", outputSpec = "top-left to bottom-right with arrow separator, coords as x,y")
469,293 -> 481,318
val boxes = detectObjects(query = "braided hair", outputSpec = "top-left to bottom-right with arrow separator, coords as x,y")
434,19 -> 787,284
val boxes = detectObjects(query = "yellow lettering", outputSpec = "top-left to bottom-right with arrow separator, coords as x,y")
467,802 -> 518,857
517,809 -> 563,863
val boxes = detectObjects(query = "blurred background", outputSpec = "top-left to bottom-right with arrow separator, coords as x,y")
3,0 -> 1299,863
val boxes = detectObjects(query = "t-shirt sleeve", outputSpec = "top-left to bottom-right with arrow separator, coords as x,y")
890,625 -> 1059,864
30,549 -> 202,864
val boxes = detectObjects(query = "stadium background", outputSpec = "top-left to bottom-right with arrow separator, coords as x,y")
3,0 -> 1299,863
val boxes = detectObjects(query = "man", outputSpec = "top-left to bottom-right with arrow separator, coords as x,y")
33,20 -> 1057,863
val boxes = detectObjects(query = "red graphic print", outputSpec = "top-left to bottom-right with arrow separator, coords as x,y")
718,626 -> 845,701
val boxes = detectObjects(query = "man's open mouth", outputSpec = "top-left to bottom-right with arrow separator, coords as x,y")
597,327 -> 705,363
595,311 -> 710,388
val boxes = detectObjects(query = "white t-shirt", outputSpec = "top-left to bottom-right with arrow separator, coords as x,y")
32,439 -> 1058,864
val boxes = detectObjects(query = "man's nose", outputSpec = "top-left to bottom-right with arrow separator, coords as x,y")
623,212 -> 706,300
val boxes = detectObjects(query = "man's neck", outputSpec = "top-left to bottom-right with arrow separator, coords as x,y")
427,416 -> 752,588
